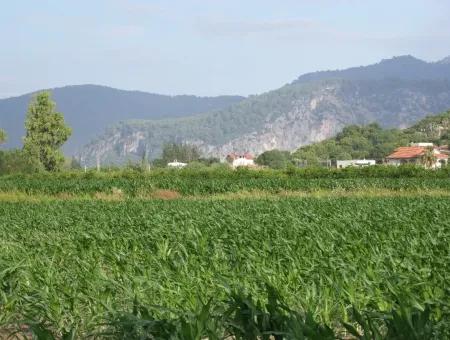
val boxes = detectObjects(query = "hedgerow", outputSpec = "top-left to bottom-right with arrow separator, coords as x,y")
0,165 -> 449,196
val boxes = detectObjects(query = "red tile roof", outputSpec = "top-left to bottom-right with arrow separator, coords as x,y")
387,146 -> 448,160
227,152 -> 254,160
386,146 -> 425,159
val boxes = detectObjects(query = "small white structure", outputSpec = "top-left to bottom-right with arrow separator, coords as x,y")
232,157 -> 255,168
410,142 -> 434,147
227,152 -> 255,168
167,160 -> 187,168
336,159 -> 376,169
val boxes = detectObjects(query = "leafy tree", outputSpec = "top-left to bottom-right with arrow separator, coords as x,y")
70,157 -> 82,170
0,129 -> 6,145
23,92 -> 72,171
256,149 -> 292,169
0,149 -> 40,175
440,131 -> 449,147
151,158 -> 166,168
161,143 -> 200,164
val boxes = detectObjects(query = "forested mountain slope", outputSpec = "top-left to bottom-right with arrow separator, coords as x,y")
0,85 -> 244,154
79,56 -> 450,165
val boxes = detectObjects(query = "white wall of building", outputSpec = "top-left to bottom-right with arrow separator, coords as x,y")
232,158 -> 254,168
336,160 -> 376,168
167,160 -> 187,168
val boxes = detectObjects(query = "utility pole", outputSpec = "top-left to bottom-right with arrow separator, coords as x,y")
96,154 -> 101,172
80,156 -> 87,173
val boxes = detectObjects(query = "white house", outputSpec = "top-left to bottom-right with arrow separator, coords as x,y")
227,153 -> 255,168
336,159 -> 376,169
167,160 -> 187,168
233,157 -> 255,168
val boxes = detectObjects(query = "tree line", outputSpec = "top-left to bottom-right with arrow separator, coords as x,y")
1,93 -> 449,173
0,92 -> 221,174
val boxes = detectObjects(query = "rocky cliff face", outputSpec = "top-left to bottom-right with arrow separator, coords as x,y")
201,85 -> 344,157
79,56 -> 450,165
201,80 -> 450,157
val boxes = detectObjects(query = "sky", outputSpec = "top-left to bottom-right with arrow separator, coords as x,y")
1,0 -> 450,98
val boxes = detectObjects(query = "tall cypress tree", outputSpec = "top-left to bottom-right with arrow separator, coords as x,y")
23,92 -> 72,171
0,129 -> 6,145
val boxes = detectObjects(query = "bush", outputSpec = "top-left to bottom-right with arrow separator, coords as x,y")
256,149 -> 292,169
0,149 -> 42,175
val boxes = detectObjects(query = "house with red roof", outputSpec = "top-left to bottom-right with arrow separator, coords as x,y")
386,143 -> 448,168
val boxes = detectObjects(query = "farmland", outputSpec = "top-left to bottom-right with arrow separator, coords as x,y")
0,169 -> 449,338
1,166 -> 450,197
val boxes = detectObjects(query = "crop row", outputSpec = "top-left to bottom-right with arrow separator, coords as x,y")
0,196 -> 449,336
3,287 -> 448,339
1,170 -> 450,195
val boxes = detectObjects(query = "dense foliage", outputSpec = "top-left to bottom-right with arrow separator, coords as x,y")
0,166 -> 449,196
151,142 -> 202,167
0,196 -> 449,338
256,149 -> 292,169
0,149 -> 40,174
407,109 -> 450,144
23,92 -> 72,171
293,111 -> 450,165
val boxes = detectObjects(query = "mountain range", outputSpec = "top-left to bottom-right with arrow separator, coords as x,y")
0,85 -> 244,154
1,55 -> 450,165
79,55 -> 450,165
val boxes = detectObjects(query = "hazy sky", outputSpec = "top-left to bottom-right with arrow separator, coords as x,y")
1,0 -> 449,98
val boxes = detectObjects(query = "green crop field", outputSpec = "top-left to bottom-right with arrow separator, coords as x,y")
0,169 -> 450,338
0,171 -> 449,339
1,167 -> 450,198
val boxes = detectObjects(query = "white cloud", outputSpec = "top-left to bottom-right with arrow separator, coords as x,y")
113,0 -> 165,16
196,18 -> 319,37
106,25 -> 146,38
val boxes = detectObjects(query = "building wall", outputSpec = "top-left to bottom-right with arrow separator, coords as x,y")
232,158 -> 254,167
386,157 -> 448,168
386,159 -> 403,166
336,160 -> 376,168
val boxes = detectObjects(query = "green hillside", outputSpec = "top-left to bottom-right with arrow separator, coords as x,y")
79,56 -> 450,165
0,85 -> 244,154
292,110 -> 450,164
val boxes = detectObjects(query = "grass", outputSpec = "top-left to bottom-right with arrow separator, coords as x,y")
1,187 -> 450,203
